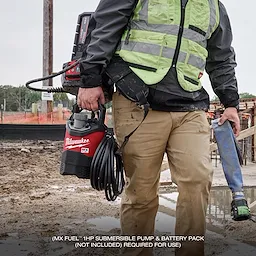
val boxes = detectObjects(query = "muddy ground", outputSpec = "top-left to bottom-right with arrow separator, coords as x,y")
0,140 -> 256,256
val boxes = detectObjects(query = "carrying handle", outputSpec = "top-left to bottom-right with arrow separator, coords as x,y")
97,102 -> 106,125
71,100 -> 106,124
91,102 -> 106,125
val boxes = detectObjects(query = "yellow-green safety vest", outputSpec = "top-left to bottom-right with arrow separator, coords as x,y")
116,0 -> 220,92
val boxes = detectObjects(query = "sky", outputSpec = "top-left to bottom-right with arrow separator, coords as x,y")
0,0 -> 255,99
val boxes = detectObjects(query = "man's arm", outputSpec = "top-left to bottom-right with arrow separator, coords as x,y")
206,1 -> 239,109
206,2 -> 240,136
79,0 -> 137,88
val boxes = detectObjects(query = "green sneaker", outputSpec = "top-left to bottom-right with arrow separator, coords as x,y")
231,199 -> 251,221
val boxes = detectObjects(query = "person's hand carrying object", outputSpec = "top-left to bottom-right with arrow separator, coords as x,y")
77,87 -> 105,111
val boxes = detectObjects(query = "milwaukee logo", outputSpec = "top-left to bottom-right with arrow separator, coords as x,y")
65,138 -> 90,146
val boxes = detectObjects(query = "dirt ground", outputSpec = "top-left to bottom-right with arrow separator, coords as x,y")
0,140 -> 256,256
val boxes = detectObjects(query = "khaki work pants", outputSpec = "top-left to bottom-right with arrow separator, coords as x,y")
112,92 -> 213,256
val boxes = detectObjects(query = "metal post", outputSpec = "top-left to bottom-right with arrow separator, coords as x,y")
254,106 -> 256,162
1,104 -> 3,123
43,0 -> 53,120
3,98 -> 6,111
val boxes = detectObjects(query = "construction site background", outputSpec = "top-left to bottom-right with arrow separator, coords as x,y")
1,100 -> 255,164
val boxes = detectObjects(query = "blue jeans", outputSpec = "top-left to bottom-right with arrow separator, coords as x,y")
211,119 -> 243,193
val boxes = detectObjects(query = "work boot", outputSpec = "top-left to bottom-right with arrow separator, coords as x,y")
231,198 -> 251,221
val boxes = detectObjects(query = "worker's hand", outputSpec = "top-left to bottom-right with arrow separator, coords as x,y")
77,87 -> 105,111
218,107 -> 240,137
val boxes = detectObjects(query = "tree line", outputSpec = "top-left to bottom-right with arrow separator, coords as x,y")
211,92 -> 256,102
0,85 -> 75,111
1,85 -> 255,112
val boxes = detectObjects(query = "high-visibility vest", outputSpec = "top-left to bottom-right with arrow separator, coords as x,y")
116,0 -> 220,92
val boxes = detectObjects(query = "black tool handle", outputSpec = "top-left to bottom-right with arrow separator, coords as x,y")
96,103 -> 106,125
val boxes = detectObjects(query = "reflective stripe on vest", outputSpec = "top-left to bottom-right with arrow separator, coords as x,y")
119,40 -> 204,70
116,0 -> 220,92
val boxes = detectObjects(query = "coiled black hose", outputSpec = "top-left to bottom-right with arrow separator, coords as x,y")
90,129 -> 125,201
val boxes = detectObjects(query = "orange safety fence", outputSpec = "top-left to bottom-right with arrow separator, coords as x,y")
1,110 -> 112,125
1,110 -> 250,125
1,110 -> 72,124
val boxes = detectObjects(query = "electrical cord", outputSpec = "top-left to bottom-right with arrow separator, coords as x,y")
25,58 -> 81,92
90,128 -> 125,201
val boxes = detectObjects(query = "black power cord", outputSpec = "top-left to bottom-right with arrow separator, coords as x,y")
25,58 -> 81,92
90,129 -> 125,201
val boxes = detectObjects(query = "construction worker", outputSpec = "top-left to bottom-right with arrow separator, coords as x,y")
77,0 -> 240,255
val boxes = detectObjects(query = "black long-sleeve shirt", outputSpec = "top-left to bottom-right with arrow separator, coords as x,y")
80,0 -> 239,111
